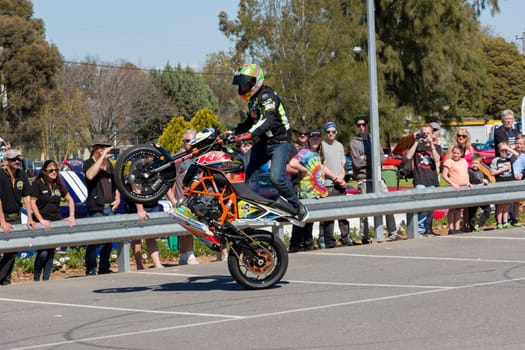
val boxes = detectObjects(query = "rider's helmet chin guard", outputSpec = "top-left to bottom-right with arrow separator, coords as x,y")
232,64 -> 264,100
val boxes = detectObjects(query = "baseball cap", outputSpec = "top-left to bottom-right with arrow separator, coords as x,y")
430,122 -> 440,131
323,121 -> 337,131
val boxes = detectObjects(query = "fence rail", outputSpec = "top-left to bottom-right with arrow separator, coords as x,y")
1,181 -> 524,272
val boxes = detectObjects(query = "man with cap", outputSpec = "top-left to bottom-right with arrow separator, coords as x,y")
320,121 -> 352,247
430,122 -> 441,146
293,125 -> 310,151
350,115 -> 398,243
83,136 -> 121,275
0,149 -> 38,285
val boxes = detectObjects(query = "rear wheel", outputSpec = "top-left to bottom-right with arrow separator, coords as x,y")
114,144 -> 174,204
228,230 -> 288,290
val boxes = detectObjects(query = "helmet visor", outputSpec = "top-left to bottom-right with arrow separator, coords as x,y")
232,74 -> 253,85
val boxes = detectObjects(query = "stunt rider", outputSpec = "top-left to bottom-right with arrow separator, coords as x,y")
231,63 -> 308,222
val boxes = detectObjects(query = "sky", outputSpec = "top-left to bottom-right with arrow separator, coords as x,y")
31,0 -> 525,71
31,0 -> 239,70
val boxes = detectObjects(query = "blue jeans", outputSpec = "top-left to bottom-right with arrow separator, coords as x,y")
34,249 -> 55,281
415,184 -> 435,234
85,207 -> 114,274
245,141 -> 299,210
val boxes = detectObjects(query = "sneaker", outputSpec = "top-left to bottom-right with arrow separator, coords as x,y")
186,253 -> 200,265
473,225 -> 483,232
339,238 -> 354,246
388,233 -> 401,241
502,223 -> 512,229
512,221 -> 523,227
496,224 -> 504,230
288,246 -> 301,253
295,202 -> 309,222
86,269 -> 97,276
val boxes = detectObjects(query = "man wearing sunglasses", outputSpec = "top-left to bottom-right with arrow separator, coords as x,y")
320,121 -> 351,247
0,149 -> 38,285
350,116 -> 398,243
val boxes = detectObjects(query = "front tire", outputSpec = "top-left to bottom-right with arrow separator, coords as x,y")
114,144 -> 174,204
228,230 -> 288,290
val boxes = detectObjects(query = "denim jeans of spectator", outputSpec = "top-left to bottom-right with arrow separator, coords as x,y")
85,207 -> 115,274
415,184 -> 435,234
34,248 -> 55,281
245,141 -> 299,210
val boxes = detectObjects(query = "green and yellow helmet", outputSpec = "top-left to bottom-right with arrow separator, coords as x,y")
232,64 -> 265,100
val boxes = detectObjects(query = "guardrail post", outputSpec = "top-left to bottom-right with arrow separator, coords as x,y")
118,241 -> 131,272
406,213 -> 417,239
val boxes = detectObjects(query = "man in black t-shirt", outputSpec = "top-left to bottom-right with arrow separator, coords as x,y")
0,149 -> 38,285
406,124 -> 442,236
83,136 -> 120,275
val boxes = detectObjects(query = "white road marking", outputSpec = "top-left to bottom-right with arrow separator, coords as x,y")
8,276 -> 525,350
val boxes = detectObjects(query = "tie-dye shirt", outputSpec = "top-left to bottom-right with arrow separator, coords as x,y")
294,148 -> 328,199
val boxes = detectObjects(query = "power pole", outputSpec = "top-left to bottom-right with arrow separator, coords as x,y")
515,30 -> 525,55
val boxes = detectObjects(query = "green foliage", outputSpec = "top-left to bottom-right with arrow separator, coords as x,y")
0,12 -> 62,143
481,36 -> 525,117
158,109 -> 224,153
202,51 -> 243,129
219,0 -> 502,146
158,116 -> 191,154
150,64 -> 219,119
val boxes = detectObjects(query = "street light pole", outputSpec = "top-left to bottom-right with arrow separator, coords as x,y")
366,0 -> 385,241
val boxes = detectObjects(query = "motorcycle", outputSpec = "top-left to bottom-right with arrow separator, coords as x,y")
114,126 -> 300,289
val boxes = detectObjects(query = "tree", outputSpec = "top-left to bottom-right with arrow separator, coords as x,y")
219,0 -> 500,146
481,36 -> 525,117
36,88 -> 91,161
0,0 -> 62,144
202,51 -> 242,129
158,108 -> 224,154
150,64 -> 219,120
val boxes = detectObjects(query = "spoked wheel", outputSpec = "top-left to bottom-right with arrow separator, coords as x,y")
227,230 -> 288,290
114,144 -> 175,204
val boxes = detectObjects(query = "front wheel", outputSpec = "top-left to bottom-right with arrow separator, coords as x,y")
114,144 -> 175,204
228,230 -> 288,290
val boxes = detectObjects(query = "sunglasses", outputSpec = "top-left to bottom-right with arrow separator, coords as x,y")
298,133 -> 308,137
326,130 -> 336,135
182,139 -> 192,143
457,135 -> 467,139
356,123 -> 367,127
6,157 -> 21,162
46,169 -> 59,174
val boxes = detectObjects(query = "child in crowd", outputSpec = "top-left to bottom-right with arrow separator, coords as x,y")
490,142 -> 514,229
442,144 -> 471,234
467,154 -> 490,231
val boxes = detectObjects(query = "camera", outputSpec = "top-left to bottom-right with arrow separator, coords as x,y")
415,132 -> 429,141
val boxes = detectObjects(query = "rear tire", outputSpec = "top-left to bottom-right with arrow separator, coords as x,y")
227,230 -> 288,290
114,144 -> 174,204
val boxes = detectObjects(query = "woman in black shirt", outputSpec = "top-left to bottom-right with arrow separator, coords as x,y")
30,160 -> 76,281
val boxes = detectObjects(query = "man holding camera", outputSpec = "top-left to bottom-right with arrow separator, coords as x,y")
406,124 -> 442,236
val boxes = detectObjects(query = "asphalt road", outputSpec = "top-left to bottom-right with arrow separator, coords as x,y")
2,227 -> 525,350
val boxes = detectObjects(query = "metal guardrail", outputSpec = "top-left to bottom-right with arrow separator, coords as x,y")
1,181 -> 524,272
